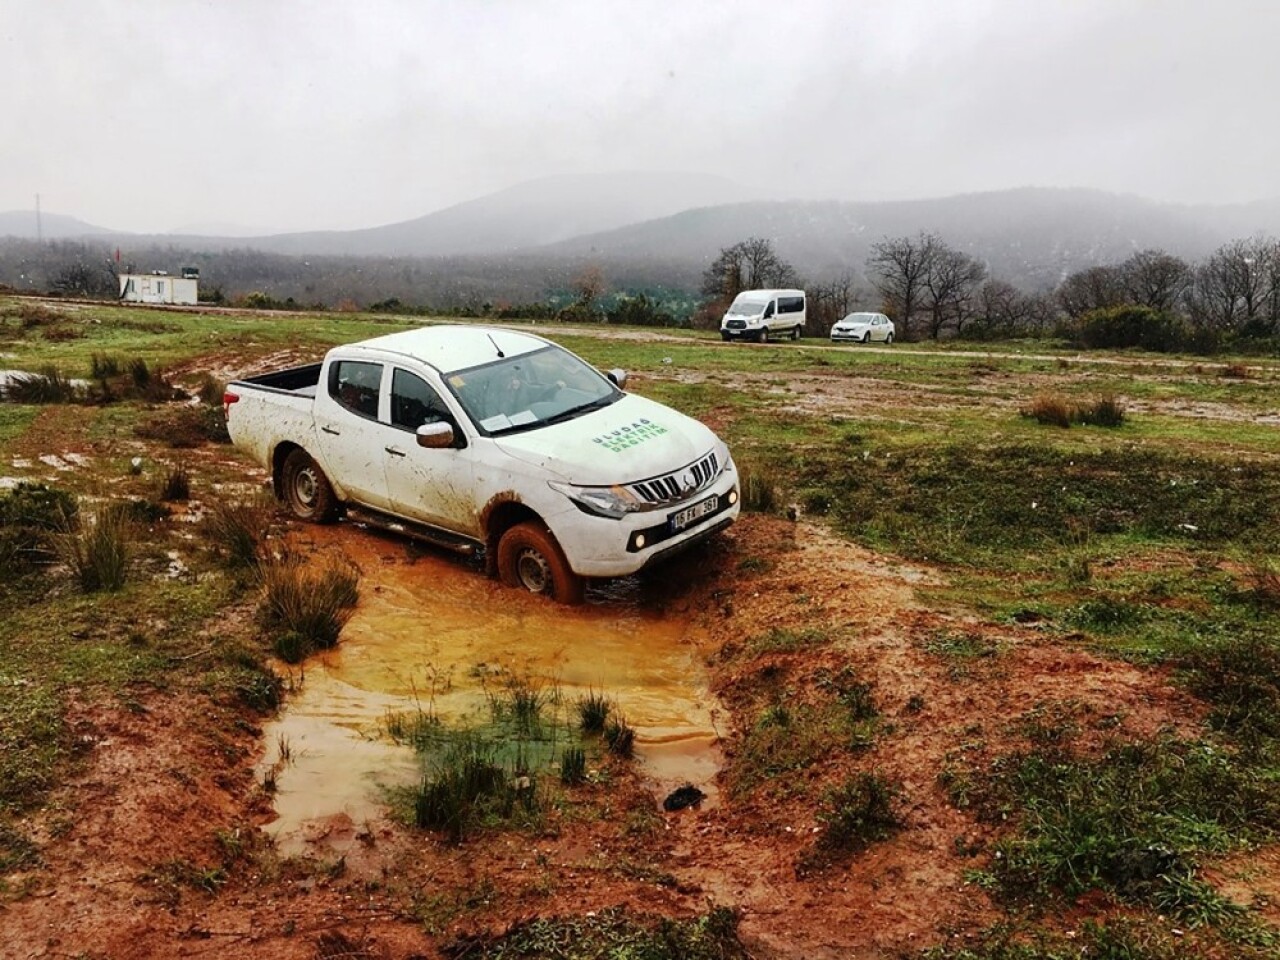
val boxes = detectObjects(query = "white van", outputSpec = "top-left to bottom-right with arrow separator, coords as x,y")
719,289 -> 806,342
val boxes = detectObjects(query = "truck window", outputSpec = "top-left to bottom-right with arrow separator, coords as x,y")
391,369 -> 459,438
329,360 -> 382,419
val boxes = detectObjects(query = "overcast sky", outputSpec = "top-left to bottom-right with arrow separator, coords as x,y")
3,0 -> 1278,234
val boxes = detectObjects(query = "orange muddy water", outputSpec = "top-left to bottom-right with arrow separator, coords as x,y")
259,524 -> 723,854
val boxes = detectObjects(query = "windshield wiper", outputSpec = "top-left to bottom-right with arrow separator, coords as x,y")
540,394 -> 618,426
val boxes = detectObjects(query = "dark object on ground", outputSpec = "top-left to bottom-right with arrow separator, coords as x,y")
663,784 -> 706,811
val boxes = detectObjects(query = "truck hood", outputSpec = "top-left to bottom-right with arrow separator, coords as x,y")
492,393 -> 718,484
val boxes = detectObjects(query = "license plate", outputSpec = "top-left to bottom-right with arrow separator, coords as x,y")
670,495 -> 718,532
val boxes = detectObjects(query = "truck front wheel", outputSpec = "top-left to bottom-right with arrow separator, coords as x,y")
497,521 -> 584,605
281,449 -> 339,523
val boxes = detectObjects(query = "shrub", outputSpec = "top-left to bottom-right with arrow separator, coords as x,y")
204,498 -> 270,569
0,366 -> 82,404
0,483 -> 77,575
413,738 -> 535,842
196,374 -> 224,406
135,405 -> 230,447
1021,394 -> 1124,429
604,716 -> 636,758
55,504 -> 131,592
487,676 -> 552,737
738,462 -> 777,513
257,554 -> 360,662
1023,393 -> 1073,428
89,354 -> 121,379
159,463 -> 191,502
577,691 -> 611,734
1076,394 -> 1125,427
810,772 -> 901,861
1075,305 -> 1185,352
560,746 -> 587,784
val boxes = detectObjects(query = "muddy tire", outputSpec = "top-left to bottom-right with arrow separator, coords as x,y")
791,325 -> 801,341
281,449 -> 339,523
758,327 -> 770,344
497,521 -> 584,605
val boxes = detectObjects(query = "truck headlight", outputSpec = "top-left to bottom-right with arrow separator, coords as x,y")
548,480 -> 643,519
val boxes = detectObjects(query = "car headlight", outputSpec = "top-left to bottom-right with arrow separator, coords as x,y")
548,480 -> 644,519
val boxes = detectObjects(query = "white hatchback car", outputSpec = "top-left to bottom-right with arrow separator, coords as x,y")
831,312 -> 895,344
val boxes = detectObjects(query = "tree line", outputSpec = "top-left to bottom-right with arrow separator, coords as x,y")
699,232 -> 1280,352
4,232 -> 1280,353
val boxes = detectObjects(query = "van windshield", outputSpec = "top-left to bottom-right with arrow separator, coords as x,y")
444,346 -> 620,436
727,300 -> 767,317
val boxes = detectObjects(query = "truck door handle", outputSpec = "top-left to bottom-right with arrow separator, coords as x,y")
321,426 -> 340,436
385,446 -> 406,457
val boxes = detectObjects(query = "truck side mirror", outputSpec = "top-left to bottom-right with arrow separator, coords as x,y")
606,368 -> 628,390
416,421 -> 455,448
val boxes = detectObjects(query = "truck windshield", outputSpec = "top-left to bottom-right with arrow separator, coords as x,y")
444,346 -> 620,436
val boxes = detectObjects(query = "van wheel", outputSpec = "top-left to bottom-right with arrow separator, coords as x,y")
791,325 -> 802,341
720,332 -> 731,342
758,328 -> 770,344
281,449 -> 339,523
497,521 -> 584,605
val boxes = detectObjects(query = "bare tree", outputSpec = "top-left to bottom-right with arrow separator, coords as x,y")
866,232 -> 939,338
700,237 -> 799,301
572,263 -> 606,306
808,270 -> 858,335
1188,236 -> 1280,335
1055,265 -> 1126,319
969,279 -> 1026,338
1120,249 -> 1190,312
51,260 -> 116,298
921,244 -> 986,339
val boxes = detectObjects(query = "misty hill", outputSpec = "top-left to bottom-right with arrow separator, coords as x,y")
0,210 -> 117,240
547,188 -> 1280,289
238,171 -> 759,257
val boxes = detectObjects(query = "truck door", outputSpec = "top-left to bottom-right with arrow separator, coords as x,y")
314,359 -> 394,510
383,367 -> 478,535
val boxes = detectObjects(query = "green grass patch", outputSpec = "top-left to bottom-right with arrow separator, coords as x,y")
391,672 -> 616,842
954,736 -> 1280,921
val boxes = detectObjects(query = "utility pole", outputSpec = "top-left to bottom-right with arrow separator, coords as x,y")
35,193 -> 42,243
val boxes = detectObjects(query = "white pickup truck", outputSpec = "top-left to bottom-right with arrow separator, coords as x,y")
224,326 -> 740,603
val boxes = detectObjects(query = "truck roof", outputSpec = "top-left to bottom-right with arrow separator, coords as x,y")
346,325 -> 549,374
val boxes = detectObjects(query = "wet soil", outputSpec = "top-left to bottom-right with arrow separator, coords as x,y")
1,501 -> 1221,959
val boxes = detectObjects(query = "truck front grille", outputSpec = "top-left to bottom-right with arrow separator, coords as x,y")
628,450 -> 720,505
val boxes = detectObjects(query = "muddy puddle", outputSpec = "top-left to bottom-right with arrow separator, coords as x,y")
259,524 -> 723,856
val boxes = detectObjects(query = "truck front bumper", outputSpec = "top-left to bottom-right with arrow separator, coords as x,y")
550,468 -> 741,578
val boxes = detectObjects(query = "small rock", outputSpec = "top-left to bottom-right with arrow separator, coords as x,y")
662,784 -> 706,812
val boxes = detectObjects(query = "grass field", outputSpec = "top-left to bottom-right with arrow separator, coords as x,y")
2,294 -> 1279,957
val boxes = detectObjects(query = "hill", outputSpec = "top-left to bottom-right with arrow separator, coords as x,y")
0,210 -> 117,240
239,171 -> 759,257
547,188 -> 1280,289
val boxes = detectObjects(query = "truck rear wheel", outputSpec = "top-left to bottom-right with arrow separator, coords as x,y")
281,449 -> 339,523
497,521 -> 584,605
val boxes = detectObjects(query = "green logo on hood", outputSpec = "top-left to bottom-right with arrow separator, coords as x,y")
592,418 -> 668,453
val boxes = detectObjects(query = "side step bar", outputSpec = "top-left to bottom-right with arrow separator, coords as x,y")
344,505 -> 482,557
